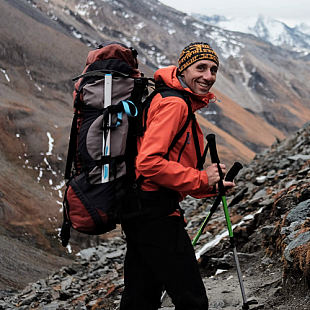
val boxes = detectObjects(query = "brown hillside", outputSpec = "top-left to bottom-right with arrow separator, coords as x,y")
196,113 -> 255,168
212,88 -> 286,146
196,88 -> 287,168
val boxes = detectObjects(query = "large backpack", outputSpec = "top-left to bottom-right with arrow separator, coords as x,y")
60,42 -> 203,247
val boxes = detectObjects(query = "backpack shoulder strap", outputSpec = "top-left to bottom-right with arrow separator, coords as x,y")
161,89 -> 203,168
143,85 -> 201,163
191,114 -> 203,170
162,89 -> 193,161
142,85 -> 189,132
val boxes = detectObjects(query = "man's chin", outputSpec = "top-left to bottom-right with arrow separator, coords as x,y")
196,88 -> 211,95
196,84 -> 212,95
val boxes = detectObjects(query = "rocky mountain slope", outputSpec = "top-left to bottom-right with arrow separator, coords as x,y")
0,0 -> 310,295
1,122 -> 310,309
20,0 -> 310,133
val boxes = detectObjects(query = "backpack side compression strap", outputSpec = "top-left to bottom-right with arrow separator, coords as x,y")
65,109 -> 79,180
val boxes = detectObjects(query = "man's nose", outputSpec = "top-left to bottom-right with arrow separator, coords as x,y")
202,69 -> 213,80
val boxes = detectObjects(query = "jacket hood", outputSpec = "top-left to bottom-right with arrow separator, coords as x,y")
154,66 -> 216,111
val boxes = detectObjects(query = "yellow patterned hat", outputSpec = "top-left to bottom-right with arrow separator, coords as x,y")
178,42 -> 219,73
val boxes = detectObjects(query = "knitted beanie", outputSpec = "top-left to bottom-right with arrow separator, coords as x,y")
178,42 -> 219,73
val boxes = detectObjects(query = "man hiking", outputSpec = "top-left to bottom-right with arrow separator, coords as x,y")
120,42 -> 235,310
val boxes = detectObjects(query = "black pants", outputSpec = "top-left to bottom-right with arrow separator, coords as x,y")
120,214 -> 209,310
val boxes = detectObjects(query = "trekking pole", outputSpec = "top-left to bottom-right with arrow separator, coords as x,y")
102,74 -> 112,183
206,134 -> 256,310
160,162 -> 243,305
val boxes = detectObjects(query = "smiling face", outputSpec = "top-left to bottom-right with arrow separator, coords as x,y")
180,59 -> 218,95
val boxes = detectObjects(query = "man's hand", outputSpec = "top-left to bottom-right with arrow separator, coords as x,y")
205,163 -> 235,188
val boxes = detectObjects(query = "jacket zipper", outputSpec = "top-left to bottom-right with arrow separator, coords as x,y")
177,132 -> 190,162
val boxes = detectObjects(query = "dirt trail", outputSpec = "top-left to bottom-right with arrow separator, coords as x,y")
161,248 -> 307,310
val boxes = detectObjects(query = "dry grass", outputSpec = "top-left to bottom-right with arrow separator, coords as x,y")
290,242 -> 310,282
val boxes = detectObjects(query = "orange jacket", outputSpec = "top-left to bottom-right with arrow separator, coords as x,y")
136,65 -> 217,201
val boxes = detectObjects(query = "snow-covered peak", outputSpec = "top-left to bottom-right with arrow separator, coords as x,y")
251,15 -> 284,41
192,14 -> 310,53
295,23 -> 310,36
193,14 -> 258,35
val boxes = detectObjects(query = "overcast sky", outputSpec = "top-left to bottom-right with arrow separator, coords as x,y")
159,0 -> 310,27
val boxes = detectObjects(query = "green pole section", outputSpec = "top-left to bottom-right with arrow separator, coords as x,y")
221,196 -> 234,238
191,213 -> 211,246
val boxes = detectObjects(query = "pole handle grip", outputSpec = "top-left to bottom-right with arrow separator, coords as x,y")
225,162 -> 243,182
206,134 -> 220,164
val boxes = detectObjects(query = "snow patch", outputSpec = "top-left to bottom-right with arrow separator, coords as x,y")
192,22 -> 205,30
1,69 -> 10,82
37,169 -> 44,182
121,38 -> 131,47
182,18 -> 188,25
34,83 -> 42,91
135,22 -> 146,30
204,111 -> 217,115
26,69 -> 33,80
46,132 -> 54,156
72,31 -> 82,39
167,28 -> 176,35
